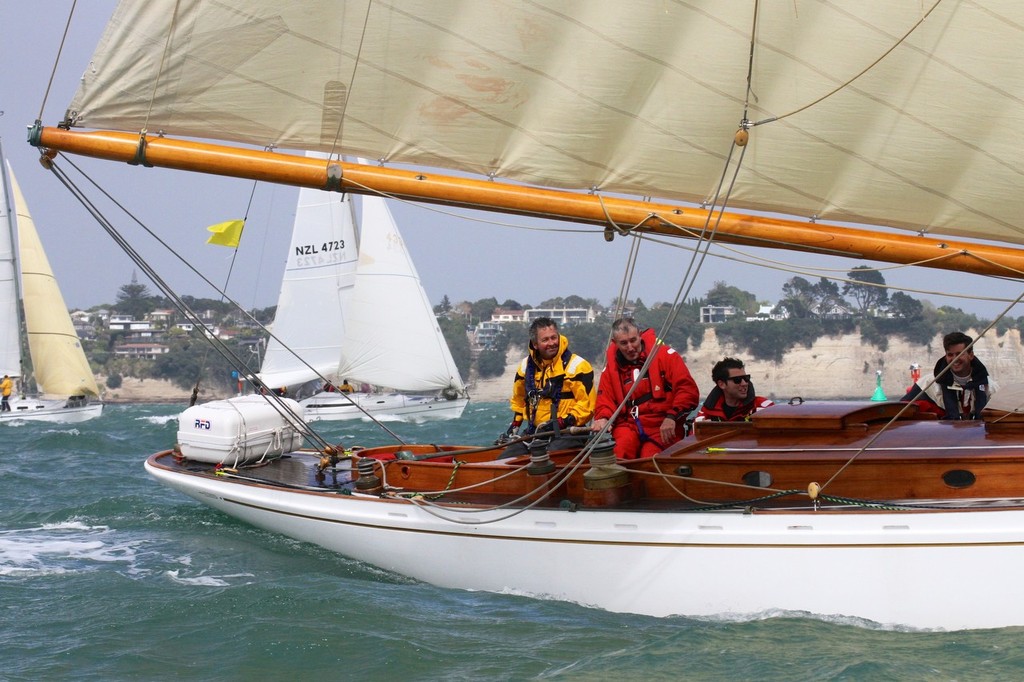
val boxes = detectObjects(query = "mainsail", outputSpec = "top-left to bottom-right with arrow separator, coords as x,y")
6,163 -> 99,397
53,1 -> 1024,256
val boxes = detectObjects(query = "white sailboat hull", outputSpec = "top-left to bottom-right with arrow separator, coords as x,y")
0,397 -> 102,423
145,456 -> 1024,630
299,391 -> 468,422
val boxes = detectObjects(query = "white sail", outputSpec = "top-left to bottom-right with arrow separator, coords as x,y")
69,2 -> 1024,247
6,164 -> 100,398
258,157 -> 358,390
336,195 -> 465,392
0,160 -> 22,378
259,153 -> 464,394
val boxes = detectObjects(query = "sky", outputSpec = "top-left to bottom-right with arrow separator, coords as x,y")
1,1 -> 1023,321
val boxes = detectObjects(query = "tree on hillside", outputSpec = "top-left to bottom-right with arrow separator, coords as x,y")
843,266 -> 888,317
933,305 -> 986,336
250,305 -> 276,325
434,294 -> 452,314
470,297 -> 499,324
437,316 -> 471,380
780,277 -> 818,318
114,273 -> 155,318
813,278 -> 846,316
705,281 -> 758,315
564,323 -> 609,366
477,349 -> 508,378
180,295 -> 234,318
888,291 -> 923,319
499,299 -> 523,310
563,294 -> 597,309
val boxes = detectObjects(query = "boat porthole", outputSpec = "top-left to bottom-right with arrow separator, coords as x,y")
742,470 -> 772,488
941,469 -> 975,488
400,465 -> 411,479
676,465 -> 693,477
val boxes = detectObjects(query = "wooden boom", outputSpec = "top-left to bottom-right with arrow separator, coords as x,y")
31,125 -> 1024,280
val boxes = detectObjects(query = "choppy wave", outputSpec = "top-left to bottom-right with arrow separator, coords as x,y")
136,414 -> 178,426
2,402 -> 1024,680
0,521 -> 138,577
165,569 -> 254,587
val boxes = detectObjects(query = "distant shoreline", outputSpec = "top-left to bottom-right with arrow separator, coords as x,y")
95,327 -> 1024,406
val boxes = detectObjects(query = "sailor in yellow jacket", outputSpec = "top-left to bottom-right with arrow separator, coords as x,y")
500,317 -> 595,457
0,374 -> 12,412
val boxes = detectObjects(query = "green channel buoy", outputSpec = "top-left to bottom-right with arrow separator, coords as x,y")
870,370 -> 887,401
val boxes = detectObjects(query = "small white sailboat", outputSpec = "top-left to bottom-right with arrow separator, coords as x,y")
258,155 -> 468,422
0,152 -> 102,423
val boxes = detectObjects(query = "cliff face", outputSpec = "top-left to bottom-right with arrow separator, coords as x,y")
685,328 -> 1023,401
470,328 -> 1023,404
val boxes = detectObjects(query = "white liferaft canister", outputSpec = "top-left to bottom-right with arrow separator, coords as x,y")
176,395 -> 306,465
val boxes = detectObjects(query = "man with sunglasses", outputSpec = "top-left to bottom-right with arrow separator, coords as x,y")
591,318 -> 699,459
695,357 -> 773,422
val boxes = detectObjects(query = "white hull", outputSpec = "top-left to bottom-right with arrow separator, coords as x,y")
299,391 -> 468,422
0,398 -> 102,423
145,455 -> 1024,630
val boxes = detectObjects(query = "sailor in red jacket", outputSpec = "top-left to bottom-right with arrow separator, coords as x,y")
591,318 -> 699,459
695,357 -> 774,422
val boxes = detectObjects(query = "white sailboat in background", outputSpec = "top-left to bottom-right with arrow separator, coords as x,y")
258,154 -> 468,422
0,150 -> 102,423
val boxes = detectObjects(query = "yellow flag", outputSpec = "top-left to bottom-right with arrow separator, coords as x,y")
206,219 -> 245,248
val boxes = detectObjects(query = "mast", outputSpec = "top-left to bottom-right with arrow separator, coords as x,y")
30,125 -> 1024,281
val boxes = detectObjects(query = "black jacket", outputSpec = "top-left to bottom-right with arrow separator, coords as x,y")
932,355 -> 990,420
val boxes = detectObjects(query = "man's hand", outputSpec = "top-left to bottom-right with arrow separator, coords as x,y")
495,420 -> 521,444
591,418 -> 609,433
659,417 -> 677,444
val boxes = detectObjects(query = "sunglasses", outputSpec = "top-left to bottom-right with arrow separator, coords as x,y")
726,375 -> 751,385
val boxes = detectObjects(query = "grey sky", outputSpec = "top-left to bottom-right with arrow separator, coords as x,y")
2,1 -> 1022,321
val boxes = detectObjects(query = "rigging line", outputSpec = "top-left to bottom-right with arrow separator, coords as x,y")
708,444 -> 1024,453
37,0 -> 78,121
742,0 -> 760,121
639,461 -> 792,496
400,446 -> 594,524
52,153 -> 406,443
48,163 -> 322,444
659,141 -> 750,337
385,458 -> 529,496
749,0 -> 943,127
384,434 -> 606,521
340,172 -> 596,233
46,161 -> 332,449
967,251 -> 1024,280
590,102 -> 751,440
819,293 -> 1024,492
639,230 -> 1021,305
596,3 -> 764,435
326,0 -> 375,159
141,0 -> 183,135
650,219 -> 959,274
189,177 -> 261,407
611,232 -> 642,323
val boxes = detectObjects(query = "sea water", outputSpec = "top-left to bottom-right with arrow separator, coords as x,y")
0,403 -> 1021,681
